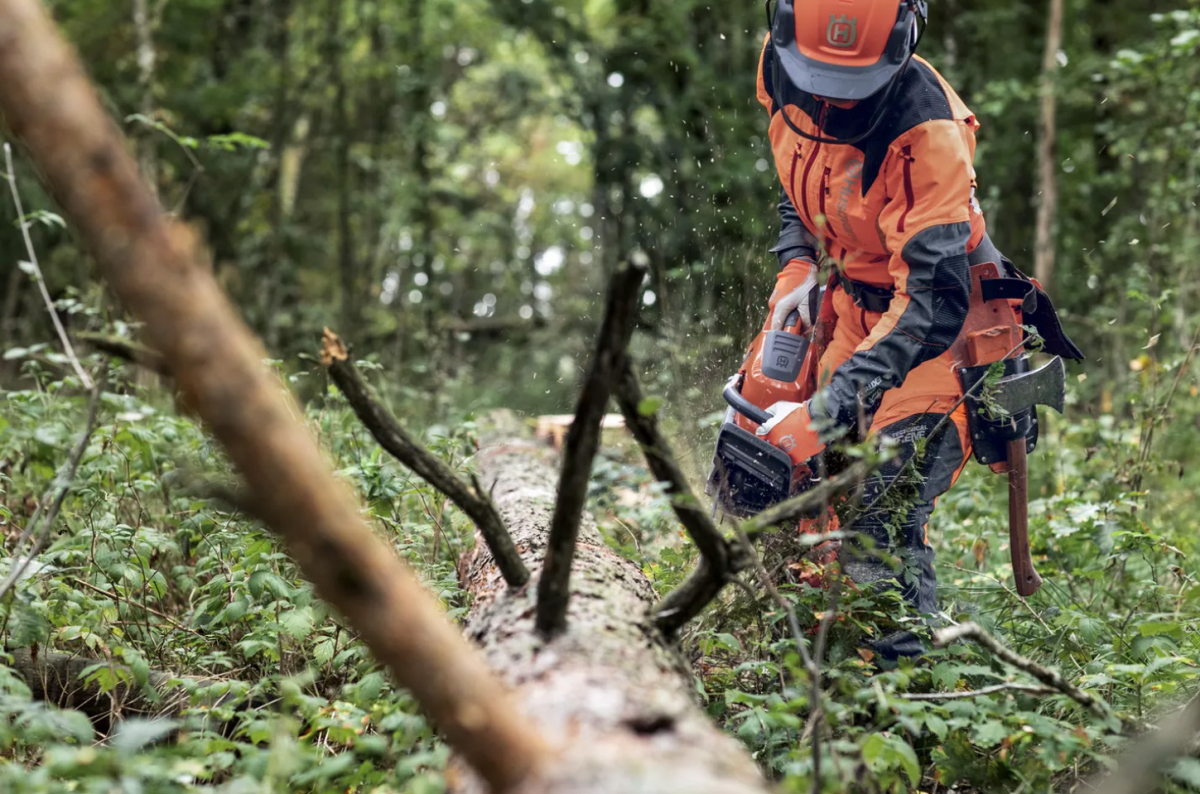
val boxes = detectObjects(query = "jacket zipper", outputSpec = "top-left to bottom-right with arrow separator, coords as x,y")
897,145 -> 916,234
799,104 -> 827,231
820,166 -> 838,241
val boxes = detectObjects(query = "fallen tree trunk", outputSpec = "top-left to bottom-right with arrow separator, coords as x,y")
454,425 -> 770,794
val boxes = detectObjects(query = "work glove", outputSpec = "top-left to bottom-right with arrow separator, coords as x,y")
766,258 -> 818,332
756,400 -> 826,467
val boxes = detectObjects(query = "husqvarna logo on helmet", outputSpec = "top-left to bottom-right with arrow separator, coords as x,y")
826,15 -> 857,48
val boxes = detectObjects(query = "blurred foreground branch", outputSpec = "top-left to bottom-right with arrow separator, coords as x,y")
0,3 -> 548,790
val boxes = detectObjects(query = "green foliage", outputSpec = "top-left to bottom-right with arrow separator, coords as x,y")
0,355 -> 486,792
2,0 -> 1200,791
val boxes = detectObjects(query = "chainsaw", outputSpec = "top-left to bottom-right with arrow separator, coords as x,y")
706,281 -> 825,519
707,264 -> 1077,597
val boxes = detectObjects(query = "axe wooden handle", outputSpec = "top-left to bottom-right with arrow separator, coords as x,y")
1006,439 -> 1042,597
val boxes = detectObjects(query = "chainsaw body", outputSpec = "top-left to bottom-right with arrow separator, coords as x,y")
707,286 -> 825,518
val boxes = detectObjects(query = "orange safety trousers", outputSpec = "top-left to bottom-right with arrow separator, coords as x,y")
792,285 -> 972,612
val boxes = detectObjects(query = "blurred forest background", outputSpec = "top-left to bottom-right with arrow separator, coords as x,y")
3,0 -> 1197,427
4,0 -> 1200,792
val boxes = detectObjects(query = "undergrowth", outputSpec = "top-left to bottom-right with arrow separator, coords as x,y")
1,339 -> 1199,793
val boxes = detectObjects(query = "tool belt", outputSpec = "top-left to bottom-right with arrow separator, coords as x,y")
833,270 -> 894,314
834,238 -> 1083,362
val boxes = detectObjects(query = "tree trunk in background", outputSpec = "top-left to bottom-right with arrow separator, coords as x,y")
453,422 -> 770,794
132,0 -> 157,197
331,0 -> 357,339
401,0 -> 434,343
1034,0 -> 1064,294
365,1 -> 389,308
263,0 -> 293,351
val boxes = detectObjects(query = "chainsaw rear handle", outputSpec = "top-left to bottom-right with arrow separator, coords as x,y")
723,378 -> 772,426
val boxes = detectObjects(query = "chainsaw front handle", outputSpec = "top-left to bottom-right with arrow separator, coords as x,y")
723,377 -> 773,426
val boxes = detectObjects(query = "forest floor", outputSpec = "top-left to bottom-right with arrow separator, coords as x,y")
1,353 -> 1198,793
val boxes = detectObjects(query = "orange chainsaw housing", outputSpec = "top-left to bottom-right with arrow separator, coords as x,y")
735,273 -> 839,437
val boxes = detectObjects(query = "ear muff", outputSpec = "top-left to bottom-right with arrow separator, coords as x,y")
887,1 -> 928,61
764,0 -> 928,147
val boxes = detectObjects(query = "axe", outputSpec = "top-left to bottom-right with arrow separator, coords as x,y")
962,355 -> 1066,597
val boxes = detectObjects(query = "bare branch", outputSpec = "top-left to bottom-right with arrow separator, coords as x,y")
899,683 -> 1056,702
807,583 -> 842,794
933,622 -> 1111,720
76,331 -> 167,375
0,372 -> 104,599
653,556 -> 731,638
321,329 -> 529,589
650,465 -> 872,638
613,355 -> 730,576
537,260 -> 646,638
3,142 -> 92,388
0,3 -> 549,787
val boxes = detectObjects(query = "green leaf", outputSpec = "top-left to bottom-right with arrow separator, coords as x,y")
1138,620 -> 1183,638
220,598 -> 250,624
862,732 -> 886,767
887,736 -> 921,785
55,708 -> 97,744
712,633 -> 742,653
112,718 -> 179,752
637,397 -> 663,417
313,638 -> 336,666
924,713 -> 948,739
1168,758 -> 1200,788
10,601 -> 50,648
358,671 -> 386,702
120,648 -> 151,688
248,569 -> 269,599
206,132 -> 269,151
971,720 -> 1010,747
280,606 -> 314,640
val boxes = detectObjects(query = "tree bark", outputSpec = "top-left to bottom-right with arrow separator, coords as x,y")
1034,0 -> 1064,294
453,423 -> 770,794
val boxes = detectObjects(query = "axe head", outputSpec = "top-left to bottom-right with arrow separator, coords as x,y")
988,356 -> 1067,417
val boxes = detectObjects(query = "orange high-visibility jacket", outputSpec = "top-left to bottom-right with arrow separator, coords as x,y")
758,38 -> 987,428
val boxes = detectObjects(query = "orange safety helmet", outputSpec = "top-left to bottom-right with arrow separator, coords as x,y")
769,0 -> 927,103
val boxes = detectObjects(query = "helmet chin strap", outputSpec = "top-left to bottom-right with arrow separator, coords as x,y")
764,0 -> 927,147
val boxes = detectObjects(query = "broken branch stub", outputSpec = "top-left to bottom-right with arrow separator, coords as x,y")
321,329 -> 529,589
0,4 -> 548,790
613,355 -> 731,574
537,261 -> 646,638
